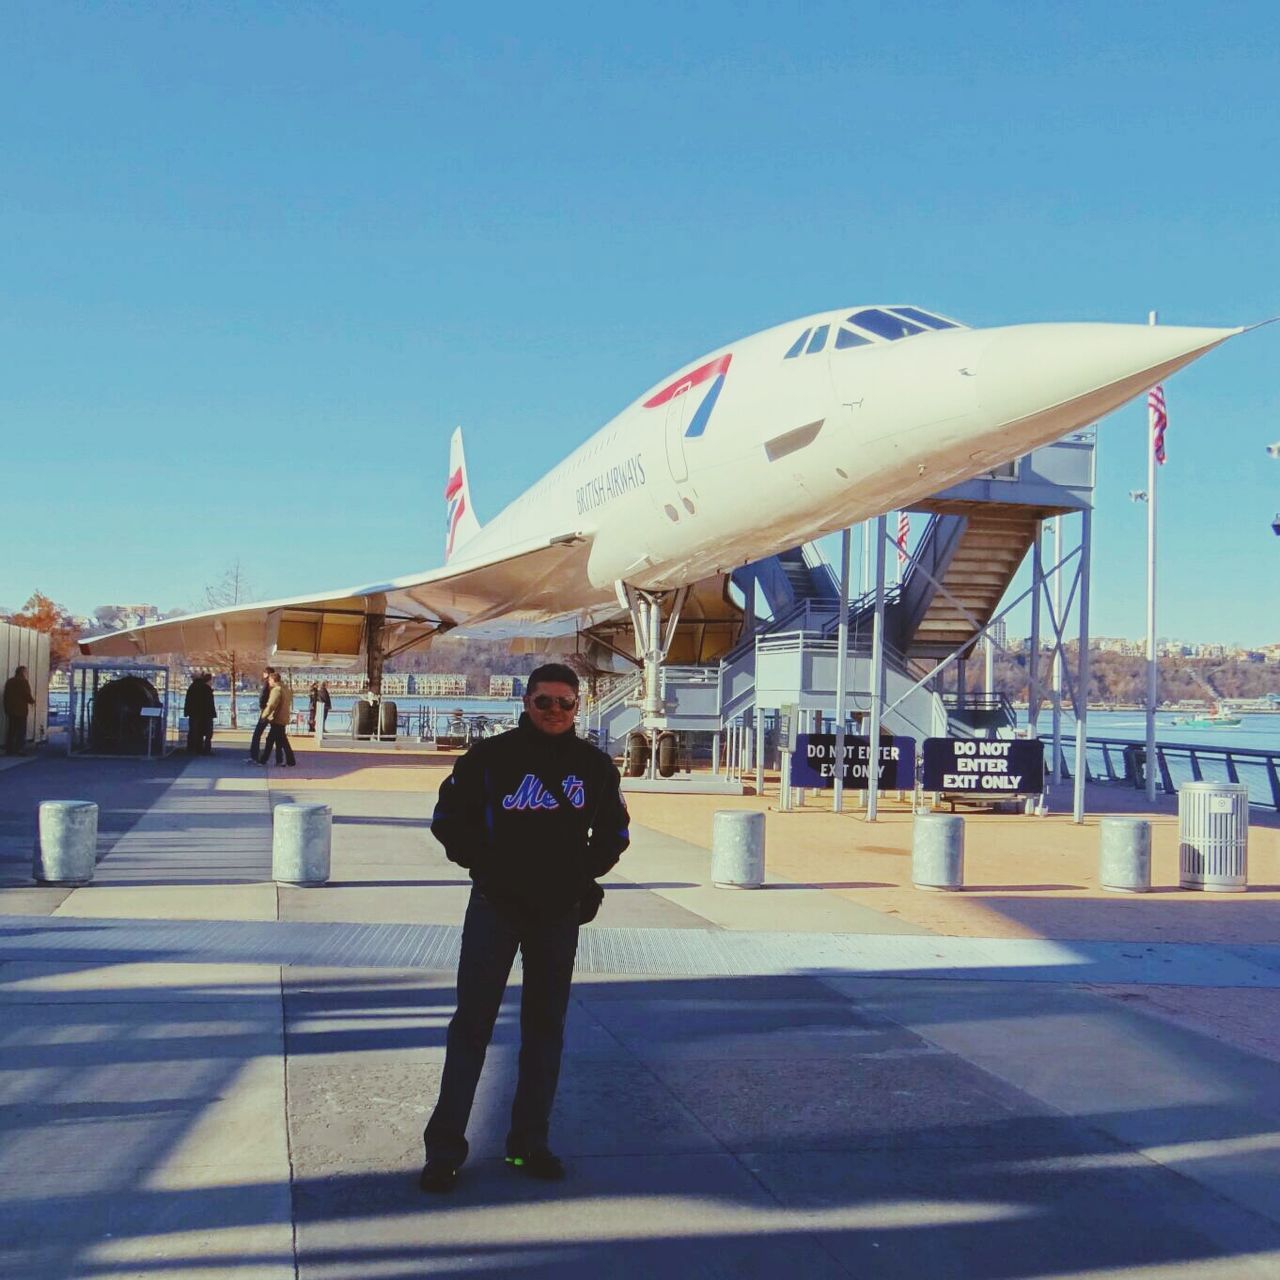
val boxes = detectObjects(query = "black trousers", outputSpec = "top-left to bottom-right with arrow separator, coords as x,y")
424,888 -> 579,1167
249,716 -> 269,760
186,715 -> 212,754
4,714 -> 26,755
260,723 -> 295,765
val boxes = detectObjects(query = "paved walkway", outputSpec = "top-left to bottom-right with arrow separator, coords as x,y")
3,745 -> 1280,1277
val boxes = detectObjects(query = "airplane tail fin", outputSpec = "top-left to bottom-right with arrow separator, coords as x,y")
444,426 -> 483,561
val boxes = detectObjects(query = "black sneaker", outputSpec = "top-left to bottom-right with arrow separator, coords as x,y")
419,1159 -> 459,1193
505,1150 -> 565,1181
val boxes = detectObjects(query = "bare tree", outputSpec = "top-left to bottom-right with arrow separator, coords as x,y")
194,562 -> 262,729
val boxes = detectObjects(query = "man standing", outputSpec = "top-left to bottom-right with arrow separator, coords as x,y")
258,671 -> 296,767
317,681 -> 332,730
3,665 -> 36,756
248,666 -> 274,764
199,673 -> 217,753
183,673 -> 215,755
421,662 -> 629,1192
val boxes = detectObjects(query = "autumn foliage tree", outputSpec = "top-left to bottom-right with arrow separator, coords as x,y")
4,593 -> 80,670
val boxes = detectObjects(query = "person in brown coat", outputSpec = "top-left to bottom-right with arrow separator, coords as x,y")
3,665 -> 36,756
258,672 -> 296,767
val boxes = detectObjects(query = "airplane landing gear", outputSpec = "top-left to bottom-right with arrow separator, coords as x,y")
620,583 -> 689,779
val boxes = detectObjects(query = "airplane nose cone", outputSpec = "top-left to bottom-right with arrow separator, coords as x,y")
977,322 -> 1241,428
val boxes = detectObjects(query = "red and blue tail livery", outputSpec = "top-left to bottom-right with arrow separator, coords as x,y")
444,467 -> 467,557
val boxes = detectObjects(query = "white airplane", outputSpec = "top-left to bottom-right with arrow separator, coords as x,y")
81,303 -> 1245,716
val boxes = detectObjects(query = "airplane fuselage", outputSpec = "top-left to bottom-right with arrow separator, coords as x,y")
448,304 -> 1235,616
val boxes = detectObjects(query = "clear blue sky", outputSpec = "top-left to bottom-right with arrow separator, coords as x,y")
3,2 -> 1277,644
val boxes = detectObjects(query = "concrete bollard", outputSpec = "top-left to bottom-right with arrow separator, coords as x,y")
912,813 -> 964,891
272,803 -> 332,885
711,810 -> 765,889
1099,817 -> 1151,893
33,800 -> 98,885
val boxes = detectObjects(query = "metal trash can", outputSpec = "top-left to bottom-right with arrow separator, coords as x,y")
1178,781 -> 1249,892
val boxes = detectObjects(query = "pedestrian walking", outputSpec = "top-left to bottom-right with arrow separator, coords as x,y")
258,672 -> 296,767
3,665 -> 36,756
307,682 -> 319,732
248,666 -> 274,763
420,663 -> 629,1192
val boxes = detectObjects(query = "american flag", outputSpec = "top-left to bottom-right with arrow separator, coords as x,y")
1148,384 -> 1167,466
896,511 -> 910,567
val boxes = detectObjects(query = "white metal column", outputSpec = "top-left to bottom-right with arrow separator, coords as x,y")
833,527 -> 851,813
866,514 -> 887,823
1052,516 -> 1064,782
1073,508 -> 1093,823
1028,522 -> 1044,739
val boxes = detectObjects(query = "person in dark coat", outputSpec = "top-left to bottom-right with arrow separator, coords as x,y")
248,666 -> 275,763
307,682 -> 319,732
3,665 -> 36,756
420,663 -> 629,1192
199,672 -> 217,753
317,681 -> 332,728
183,673 -> 216,754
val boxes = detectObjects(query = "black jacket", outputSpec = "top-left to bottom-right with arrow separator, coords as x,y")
258,682 -> 271,713
430,714 -> 629,914
183,681 -> 215,719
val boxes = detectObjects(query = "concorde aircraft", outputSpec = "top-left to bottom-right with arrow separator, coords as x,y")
80,303 -> 1244,715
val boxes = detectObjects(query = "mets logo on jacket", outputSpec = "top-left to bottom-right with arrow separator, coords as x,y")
502,774 -> 586,811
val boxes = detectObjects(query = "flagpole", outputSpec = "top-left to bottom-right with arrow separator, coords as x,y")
1145,310 -> 1158,802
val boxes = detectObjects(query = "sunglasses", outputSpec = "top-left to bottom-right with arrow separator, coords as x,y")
531,695 -> 578,711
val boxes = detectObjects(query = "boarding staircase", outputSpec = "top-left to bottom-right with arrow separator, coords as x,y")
892,508 -> 1039,660
592,545 -> 945,750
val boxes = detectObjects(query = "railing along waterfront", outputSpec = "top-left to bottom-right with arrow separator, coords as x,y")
1039,733 -> 1280,812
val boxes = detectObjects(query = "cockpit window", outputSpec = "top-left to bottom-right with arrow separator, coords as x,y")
846,308 -> 926,341
888,306 -> 958,330
835,327 -> 870,350
805,324 -> 830,354
784,328 -> 811,359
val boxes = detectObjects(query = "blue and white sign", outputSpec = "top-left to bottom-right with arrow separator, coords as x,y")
790,734 -> 916,789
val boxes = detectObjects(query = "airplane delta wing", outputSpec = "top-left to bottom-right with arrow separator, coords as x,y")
78,531 -> 602,667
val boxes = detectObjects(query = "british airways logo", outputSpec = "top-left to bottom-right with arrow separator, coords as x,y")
502,774 -> 586,811
642,353 -> 732,438
444,468 -> 466,556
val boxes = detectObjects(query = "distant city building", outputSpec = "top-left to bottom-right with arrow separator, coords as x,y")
380,674 -> 410,696
413,673 -> 467,697
97,603 -> 160,630
489,674 -> 524,697
1095,637 -> 1143,655
986,619 -> 1007,649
